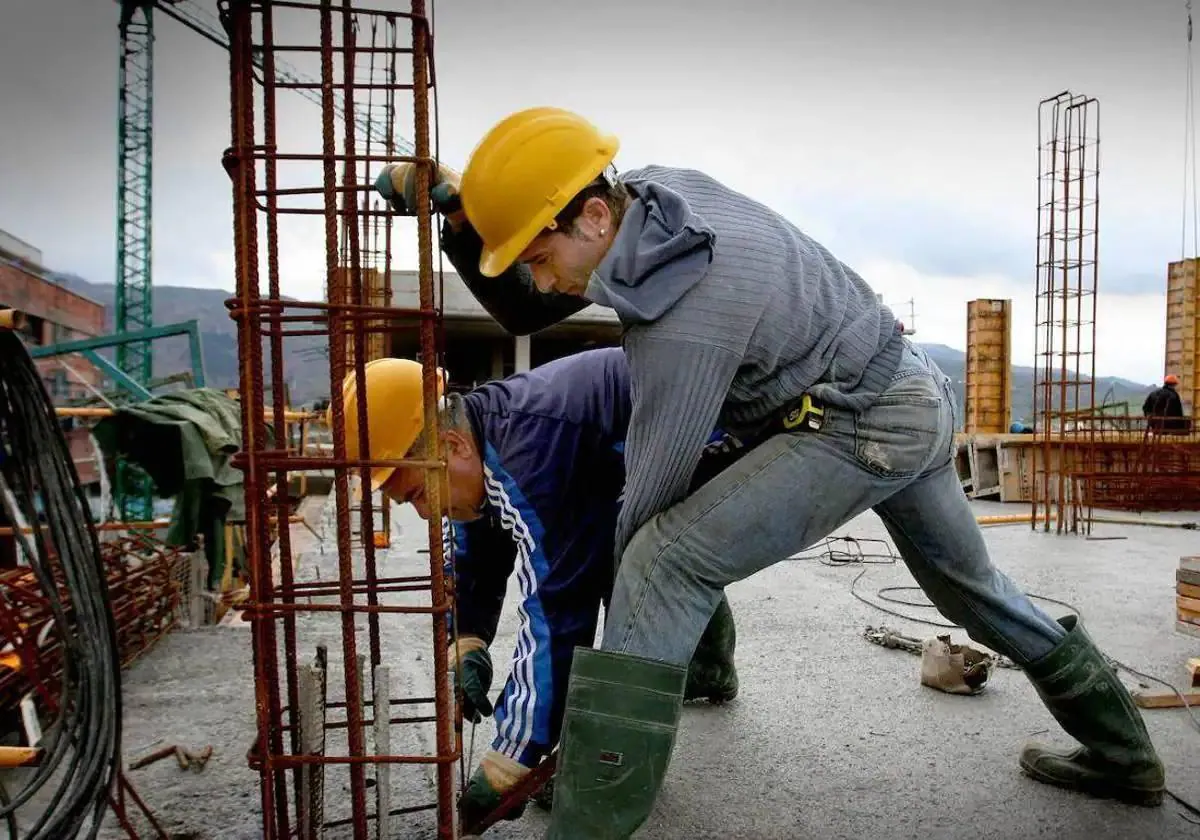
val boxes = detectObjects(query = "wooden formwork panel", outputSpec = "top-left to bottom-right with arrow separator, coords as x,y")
330,266 -> 387,369
1166,259 -> 1199,416
964,299 -> 1012,434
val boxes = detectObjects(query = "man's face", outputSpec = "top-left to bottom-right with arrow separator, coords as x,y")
518,196 -> 613,297
381,429 -> 485,522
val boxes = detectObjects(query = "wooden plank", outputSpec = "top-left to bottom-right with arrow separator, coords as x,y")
1133,687 -> 1200,710
1181,557 -> 1200,573
1179,568 -> 1200,587
1179,582 -> 1200,599
1187,658 -> 1200,688
1177,595 -> 1200,613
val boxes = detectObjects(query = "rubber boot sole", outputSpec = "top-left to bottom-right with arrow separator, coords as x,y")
1019,748 -> 1164,807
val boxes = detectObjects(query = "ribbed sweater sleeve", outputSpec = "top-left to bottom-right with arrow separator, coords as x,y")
614,332 -> 742,562
440,221 -> 589,335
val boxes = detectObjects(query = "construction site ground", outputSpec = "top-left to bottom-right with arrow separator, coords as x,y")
102,498 -> 1200,840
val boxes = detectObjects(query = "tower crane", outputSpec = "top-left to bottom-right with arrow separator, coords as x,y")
112,0 -> 415,518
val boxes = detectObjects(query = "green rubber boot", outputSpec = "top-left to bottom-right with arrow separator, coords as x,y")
546,648 -> 686,840
1019,615 -> 1165,806
685,595 -> 739,704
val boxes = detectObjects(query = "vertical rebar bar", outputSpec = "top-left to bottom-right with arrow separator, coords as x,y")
410,2 -> 456,835
226,1 -> 287,835
260,1 -> 303,821
319,2 -> 370,836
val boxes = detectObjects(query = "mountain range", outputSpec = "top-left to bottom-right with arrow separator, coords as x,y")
55,275 -> 1155,423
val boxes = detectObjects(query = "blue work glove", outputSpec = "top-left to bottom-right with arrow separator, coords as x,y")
453,641 -> 494,723
373,162 -> 461,216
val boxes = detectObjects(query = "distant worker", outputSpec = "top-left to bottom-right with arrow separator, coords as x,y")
398,106 -> 1166,837
335,348 -> 741,829
1142,374 -> 1186,433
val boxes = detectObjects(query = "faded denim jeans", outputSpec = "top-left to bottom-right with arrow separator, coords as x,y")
602,340 -> 1068,668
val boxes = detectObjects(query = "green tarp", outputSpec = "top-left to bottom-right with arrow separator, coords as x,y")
92,388 -> 254,589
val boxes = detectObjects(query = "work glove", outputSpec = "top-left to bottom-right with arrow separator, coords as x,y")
450,636 -> 494,723
373,161 -> 461,216
458,750 -> 530,830
919,634 -> 993,695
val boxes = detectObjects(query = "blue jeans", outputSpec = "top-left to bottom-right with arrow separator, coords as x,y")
602,340 -> 1067,668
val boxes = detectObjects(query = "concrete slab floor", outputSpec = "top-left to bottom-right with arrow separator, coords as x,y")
93,499 -> 1200,840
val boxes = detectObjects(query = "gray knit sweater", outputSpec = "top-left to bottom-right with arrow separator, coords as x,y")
590,166 -> 902,558
442,164 -> 902,562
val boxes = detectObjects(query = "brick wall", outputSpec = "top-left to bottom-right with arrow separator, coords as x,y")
0,258 -> 106,401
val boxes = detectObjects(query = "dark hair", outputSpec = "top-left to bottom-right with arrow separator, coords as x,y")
552,171 -> 628,233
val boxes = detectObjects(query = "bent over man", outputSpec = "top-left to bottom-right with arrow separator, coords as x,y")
336,347 -> 740,829
430,106 -> 1167,838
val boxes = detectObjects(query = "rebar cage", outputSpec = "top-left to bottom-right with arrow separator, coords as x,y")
222,1 -> 459,837
1032,91 -> 1100,534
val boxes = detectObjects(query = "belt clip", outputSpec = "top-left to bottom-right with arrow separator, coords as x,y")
781,394 -> 825,432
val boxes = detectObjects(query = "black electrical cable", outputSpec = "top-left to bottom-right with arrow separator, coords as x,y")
0,330 -> 123,838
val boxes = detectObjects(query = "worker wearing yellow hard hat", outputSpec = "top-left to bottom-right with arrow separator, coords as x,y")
375,105 -> 1165,837
335,348 -> 742,831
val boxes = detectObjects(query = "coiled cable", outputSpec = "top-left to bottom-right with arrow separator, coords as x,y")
0,329 -> 122,838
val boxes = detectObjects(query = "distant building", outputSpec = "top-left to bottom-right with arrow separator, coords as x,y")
0,229 -> 106,402
387,269 -> 623,387
0,229 -> 106,485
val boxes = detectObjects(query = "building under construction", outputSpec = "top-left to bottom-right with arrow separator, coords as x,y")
0,6 -> 1199,840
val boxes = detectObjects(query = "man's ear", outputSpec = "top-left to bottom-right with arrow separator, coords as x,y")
579,196 -> 612,240
441,427 -> 475,460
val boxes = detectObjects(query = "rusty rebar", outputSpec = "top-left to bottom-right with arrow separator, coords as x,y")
227,1 -> 458,835
1032,91 -> 1100,535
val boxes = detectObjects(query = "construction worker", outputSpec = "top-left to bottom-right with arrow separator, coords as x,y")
425,106 -> 1166,837
1142,374 -> 1187,433
335,348 -> 741,829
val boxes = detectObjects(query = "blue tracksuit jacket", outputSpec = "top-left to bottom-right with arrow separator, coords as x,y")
445,347 -> 740,768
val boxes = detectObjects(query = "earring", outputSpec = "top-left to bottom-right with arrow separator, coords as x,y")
599,228 -> 607,236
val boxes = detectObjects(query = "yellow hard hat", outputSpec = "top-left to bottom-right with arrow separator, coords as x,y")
460,106 -> 620,278
330,358 -> 445,492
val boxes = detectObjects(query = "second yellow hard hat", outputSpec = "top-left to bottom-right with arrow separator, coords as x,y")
330,357 -> 445,491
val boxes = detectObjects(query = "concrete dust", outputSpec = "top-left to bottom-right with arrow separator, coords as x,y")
95,499 -> 1200,839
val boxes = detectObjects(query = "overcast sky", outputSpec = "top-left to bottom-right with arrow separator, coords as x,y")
0,0 -> 1195,383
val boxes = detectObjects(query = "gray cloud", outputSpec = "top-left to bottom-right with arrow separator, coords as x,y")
0,0 -> 1191,311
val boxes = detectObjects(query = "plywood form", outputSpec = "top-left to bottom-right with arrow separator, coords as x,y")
1166,259 -> 1199,416
965,299 -> 1013,435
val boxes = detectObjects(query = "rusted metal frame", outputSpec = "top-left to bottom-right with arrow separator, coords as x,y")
267,0 -> 420,19
341,0 -> 383,682
263,152 -> 428,163
324,802 -> 436,828
246,601 -> 449,616
278,752 -> 457,767
258,2 -> 304,826
231,297 -> 434,314
463,753 -> 558,835
409,3 -> 458,836
276,81 -> 412,91
279,581 -> 431,598
270,44 -> 413,54
317,1 -> 370,836
108,769 -> 170,839
226,2 -> 289,836
285,573 -> 431,593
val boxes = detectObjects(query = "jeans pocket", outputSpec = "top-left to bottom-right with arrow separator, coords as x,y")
854,373 -> 943,479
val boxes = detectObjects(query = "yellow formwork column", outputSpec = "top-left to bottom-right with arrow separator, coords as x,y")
964,298 -> 1012,434
1166,259 -> 1200,417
